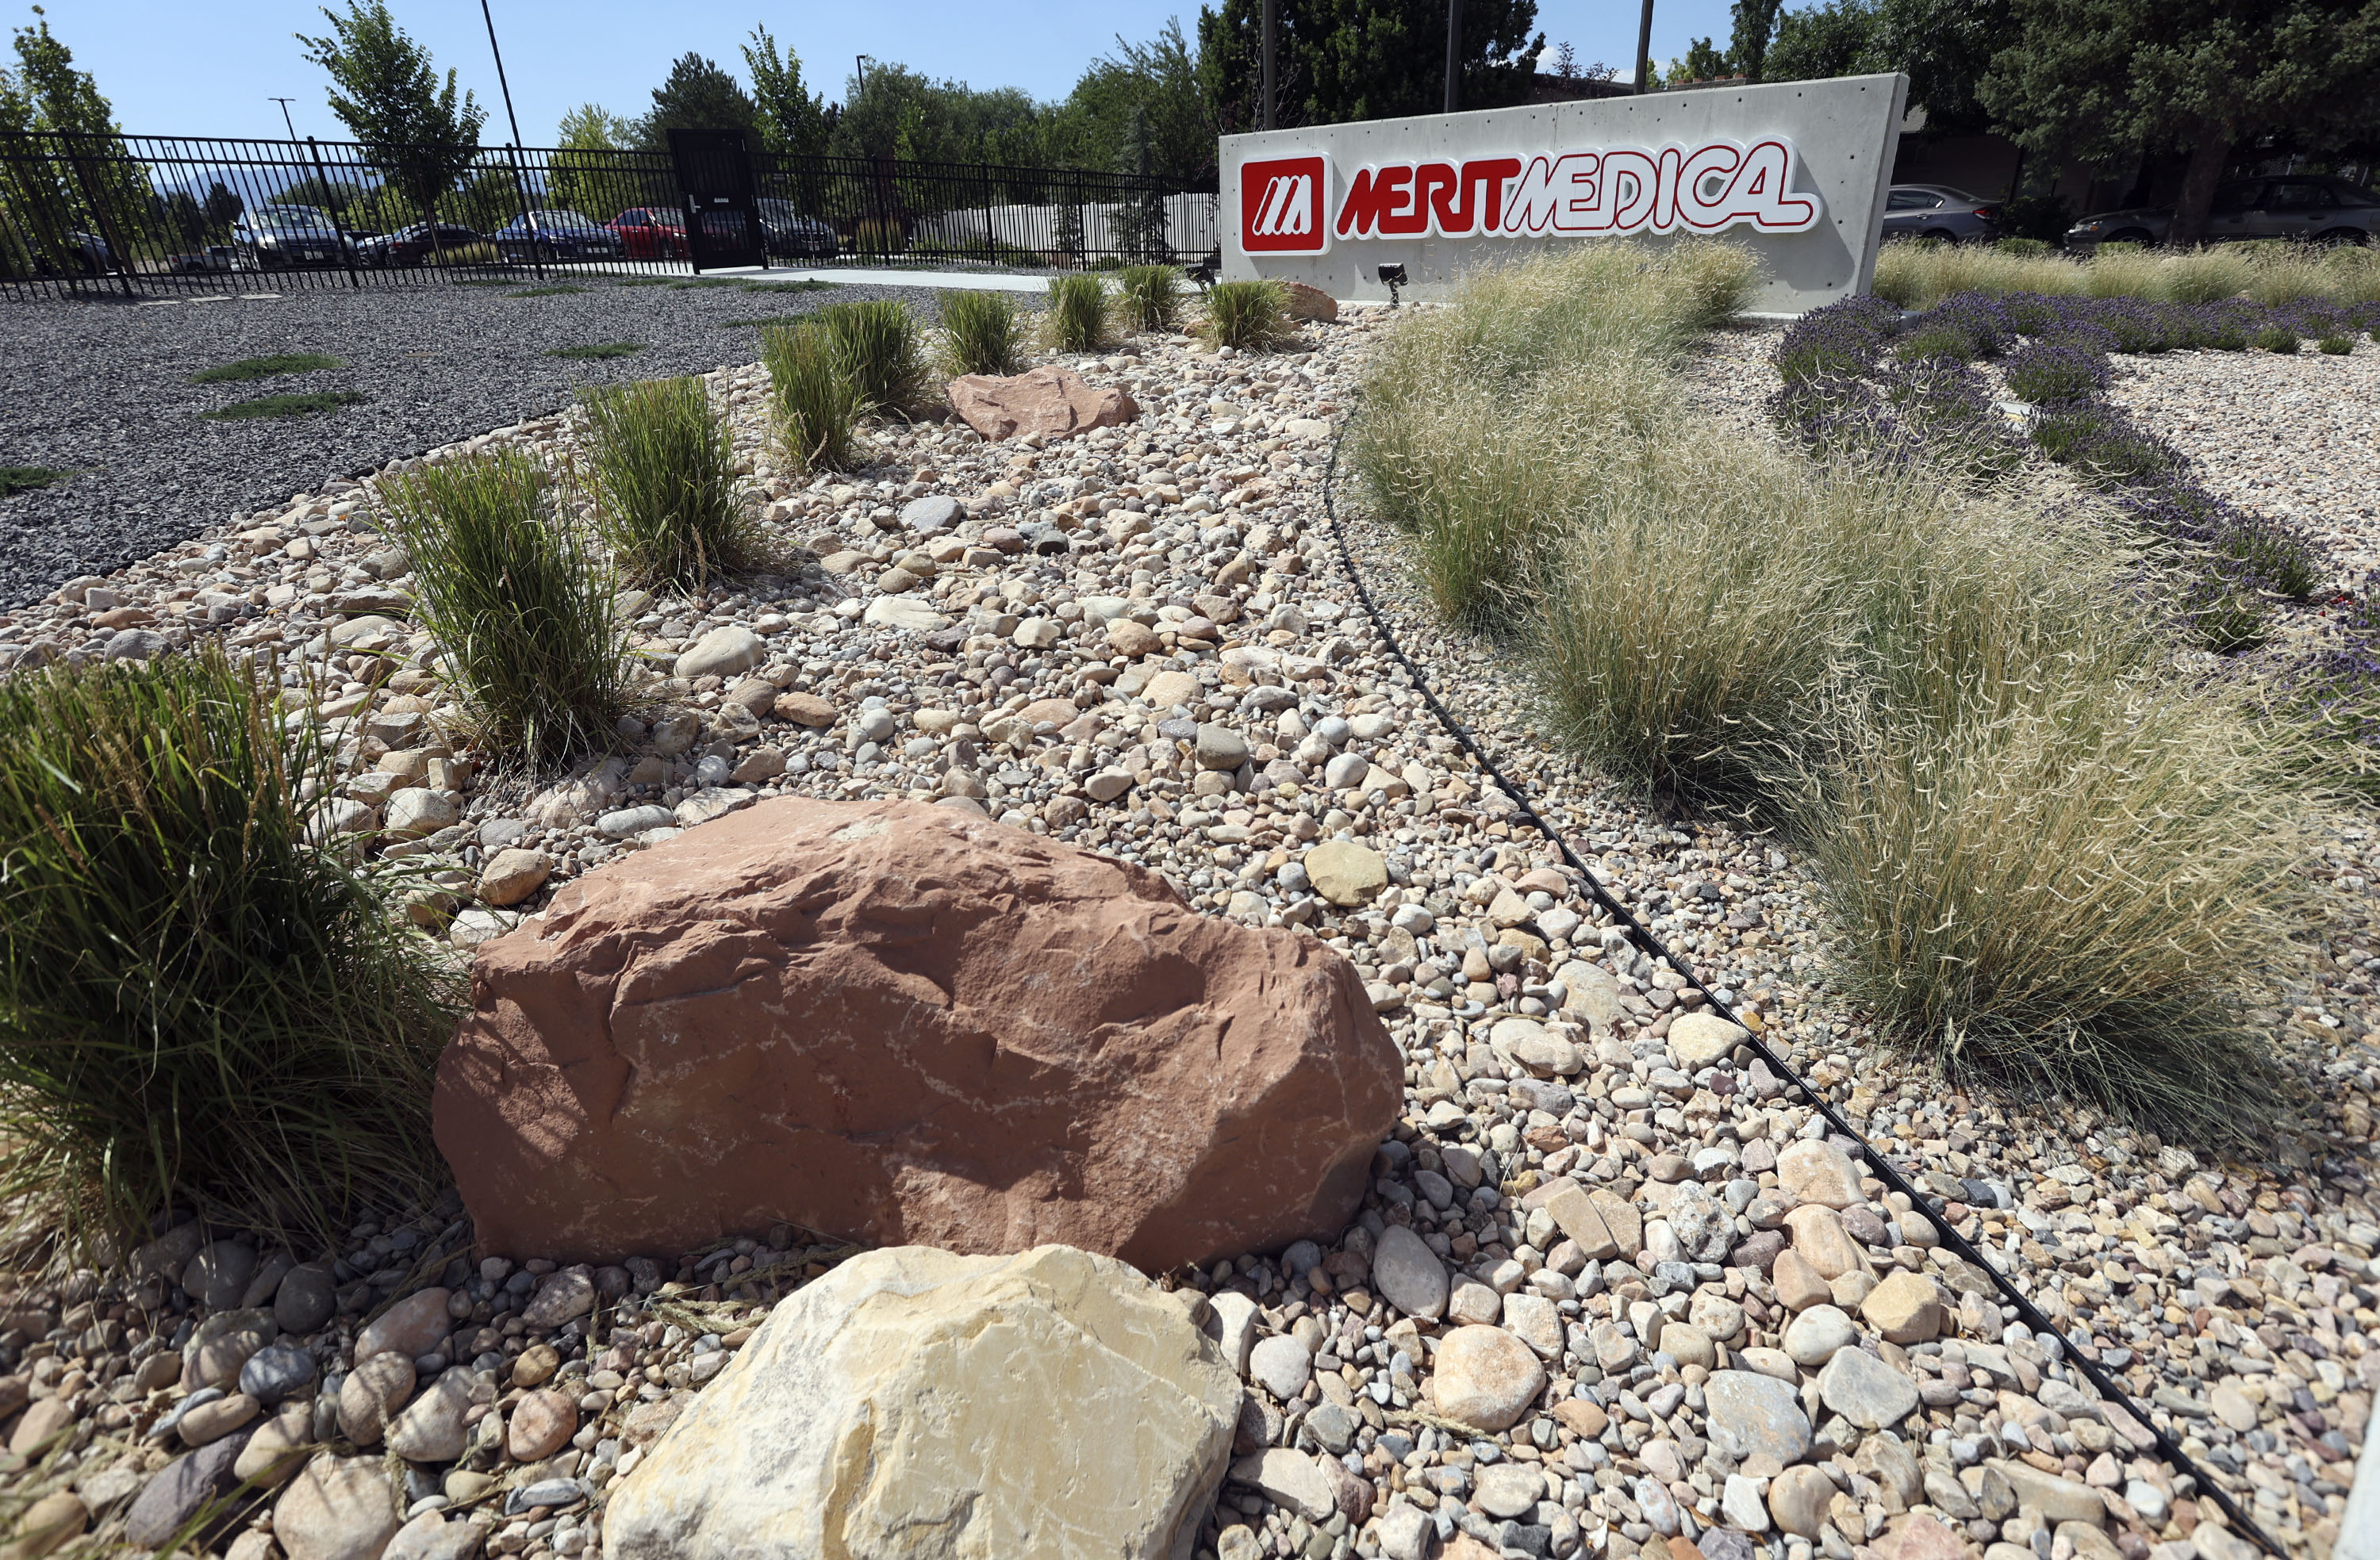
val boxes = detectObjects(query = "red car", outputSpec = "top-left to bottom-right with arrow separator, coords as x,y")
608,207 -> 689,261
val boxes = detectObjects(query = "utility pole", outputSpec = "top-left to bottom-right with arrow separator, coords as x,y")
1634,0 -> 1656,94
1260,0 -> 1276,132
478,0 -> 526,148
1445,0 -> 1464,113
856,56 -> 872,91
269,97 -> 298,141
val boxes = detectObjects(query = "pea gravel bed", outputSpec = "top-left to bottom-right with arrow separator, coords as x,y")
0,275 -> 948,611
0,306 -> 2374,1560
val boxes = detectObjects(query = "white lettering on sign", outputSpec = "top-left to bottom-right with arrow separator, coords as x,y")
1239,140 -> 1821,253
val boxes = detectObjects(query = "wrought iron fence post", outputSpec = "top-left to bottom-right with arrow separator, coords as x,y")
306,136 -> 363,289
505,143 -> 543,279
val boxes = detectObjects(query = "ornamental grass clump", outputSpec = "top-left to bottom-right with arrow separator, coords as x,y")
577,376 -> 754,589
0,648 -> 458,1251
935,289 -> 1026,378
379,449 -> 635,769
1197,279 -> 1296,352
1112,264 -> 1185,333
816,299 -> 928,415
761,321 -> 866,473
1046,274 -> 1112,351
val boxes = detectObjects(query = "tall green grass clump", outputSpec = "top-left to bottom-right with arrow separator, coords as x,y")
937,289 -> 1027,378
816,299 -> 928,415
1114,264 -> 1185,333
577,376 -> 754,588
1348,242 -> 1750,625
1198,279 -> 1296,351
1047,274 -> 1111,351
380,450 -> 633,768
0,649 -> 457,1251
762,321 -> 866,472
1361,243 -> 2311,1141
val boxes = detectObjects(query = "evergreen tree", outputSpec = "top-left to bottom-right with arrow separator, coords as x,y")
202,179 -> 245,239
637,53 -> 762,151
297,1 -> 486,217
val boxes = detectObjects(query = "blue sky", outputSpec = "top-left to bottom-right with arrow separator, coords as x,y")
44,0 -> 1740,148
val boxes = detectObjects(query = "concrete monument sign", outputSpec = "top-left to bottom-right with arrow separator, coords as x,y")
1221,73 -> 1909,315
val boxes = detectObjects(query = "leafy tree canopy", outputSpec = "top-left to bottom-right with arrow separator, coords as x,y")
743,25 -> 831,159
297,1 -> 486,212
1196,0 -> 1544,136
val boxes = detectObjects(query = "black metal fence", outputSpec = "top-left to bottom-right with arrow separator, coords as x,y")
0,129 -> 1221,301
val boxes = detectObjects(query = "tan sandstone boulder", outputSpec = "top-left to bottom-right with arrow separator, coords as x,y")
604,1244 -> 1239,1560
1281,281 -> 1338,322
434,797 -> 1399,1268
947,366 -> 1138,442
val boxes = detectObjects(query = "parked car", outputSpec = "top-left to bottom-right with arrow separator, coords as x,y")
235,205 -> 349,268
1880,185 -> 2001,243
756,198 -> 838,259
354,223 -> 488,266
2067,176 -> 2380,250
33,231 -> 113,275
492,210 -> 624,263
606,207 -> 689,261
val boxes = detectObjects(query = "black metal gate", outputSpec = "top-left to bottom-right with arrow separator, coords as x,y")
667,129 -> 764,274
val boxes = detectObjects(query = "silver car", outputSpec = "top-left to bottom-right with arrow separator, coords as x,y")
1880,185 -> 2002,244
2067,176 -> 2380,251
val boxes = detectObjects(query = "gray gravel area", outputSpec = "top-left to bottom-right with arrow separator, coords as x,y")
0,276 -> 954,610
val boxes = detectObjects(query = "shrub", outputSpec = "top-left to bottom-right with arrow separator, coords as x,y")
1894,325 -> 1979,362
2320,333 -> 2356,355
576,376 -> 754,588
1046,274 -> 1111,351
815,299 -> 928,416
2030,405 -> 2178,484
190,353 -> 344,384
1994,237 -> 2052,258
0,649 -> 457,1249
378,449 -> 634,768
2254,323 -> 2301,354
935,289 -> 1027,378
1198,279 -> 1295,351
2003,339 -> 2111,404
2176,569 -> 2270,654
1112,264 -> 1185,333
760,321 -> 865,473
1775,297 -> 1896,385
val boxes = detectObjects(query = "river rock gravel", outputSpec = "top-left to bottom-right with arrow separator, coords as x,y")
0,304 -> 2372,1560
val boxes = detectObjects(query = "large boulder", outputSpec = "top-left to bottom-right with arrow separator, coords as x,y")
435,798 -> 1399,1269
947,366 -> 1138,442
602,1244 -> 1240,1560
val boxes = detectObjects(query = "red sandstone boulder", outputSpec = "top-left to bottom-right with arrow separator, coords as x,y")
434,798 -> 1400,1271
946,366 -> 1138,442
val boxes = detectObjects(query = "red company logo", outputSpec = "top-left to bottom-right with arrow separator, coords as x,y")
1241,155 -> 1328,253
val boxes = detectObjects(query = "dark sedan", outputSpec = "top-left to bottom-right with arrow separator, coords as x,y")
355,223 -> 488,266
492,210 -> 624,264
2067,177 -> 2380,251
757,198 -> 838,259
1880,185 -> 2001,244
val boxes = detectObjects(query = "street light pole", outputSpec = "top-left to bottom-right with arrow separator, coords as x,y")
1260,0 -> 1276,132
478,0 -> 526,149
269,98 -> 298,141
856,56 -> 872,91
1445,0 -> 1464,113
1634,0 -> 1656,94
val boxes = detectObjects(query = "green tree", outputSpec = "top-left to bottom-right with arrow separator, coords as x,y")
1053,21 -> 1216,187
0,7 -> 150,274
743,25 -> 829,158
827,62 -> 1054,165
1980,0 -> 2380,240
202,178 -> 244,238
1763,0 -> 1878,82
1730,0 -> 1787,79
1196,0 -> 1544,135
296,1 -> 486,221
1667,36 -> 1737,82
637,52 -> 762,151
548,103 -> 641,218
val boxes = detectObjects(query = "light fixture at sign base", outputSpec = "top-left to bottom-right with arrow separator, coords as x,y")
1187,258 -> 1219,293
1377,263 -> 1407,307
